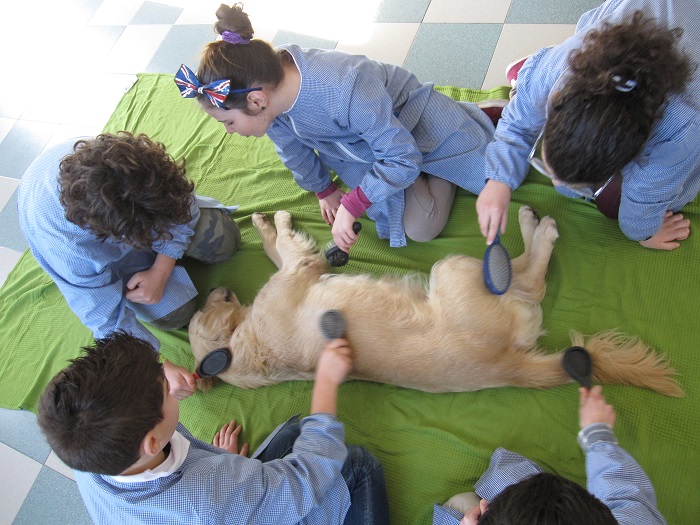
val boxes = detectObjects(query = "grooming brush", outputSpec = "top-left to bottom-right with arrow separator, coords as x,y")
193,348 -> 232,379
483,232 -> 512,295
319,309 -> 346,340
562,346 -> 593,390
325,222 -> 362,267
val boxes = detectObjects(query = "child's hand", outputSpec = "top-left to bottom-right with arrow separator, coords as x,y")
460,499 -> 489,525
579,385 -> 616,429
316,339 -> 353,386
639,211 -> 690,251
476,180 -> 511,245
125,254 -> 175,304
162,360 -> 196,400
319,188 -> 345,225
331,206 -> 360,252
213,419 -> 249,456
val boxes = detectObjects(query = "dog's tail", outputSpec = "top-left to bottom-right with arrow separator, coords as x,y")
575,331 -> 684,397
498,331 -> 683,397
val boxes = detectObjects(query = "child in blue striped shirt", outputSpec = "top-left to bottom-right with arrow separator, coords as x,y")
177,3 -> 498,250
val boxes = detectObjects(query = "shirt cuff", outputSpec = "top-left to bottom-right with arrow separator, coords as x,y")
340,187 -> 371,218
316,183 -> 338,200
577,423 -> 617,453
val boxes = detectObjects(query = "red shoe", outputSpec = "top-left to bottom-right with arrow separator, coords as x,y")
505,55 -> 531,97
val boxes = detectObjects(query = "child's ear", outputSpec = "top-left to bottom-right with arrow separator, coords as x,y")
141,430 -> 162,457
246,90 -> 268,113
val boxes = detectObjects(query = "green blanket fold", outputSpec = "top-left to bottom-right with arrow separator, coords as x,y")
1,73 -> 698,524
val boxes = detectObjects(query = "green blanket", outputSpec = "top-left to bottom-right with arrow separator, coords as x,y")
1,73 -> 698,524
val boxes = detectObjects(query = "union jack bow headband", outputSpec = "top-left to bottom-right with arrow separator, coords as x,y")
174,64 -> 262,108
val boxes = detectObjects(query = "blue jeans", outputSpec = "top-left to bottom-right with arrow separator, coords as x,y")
257,417 -> 390,525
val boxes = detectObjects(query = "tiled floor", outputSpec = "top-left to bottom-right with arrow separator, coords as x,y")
0,0 -> 602,522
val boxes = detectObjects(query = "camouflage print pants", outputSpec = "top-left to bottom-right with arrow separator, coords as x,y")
150,209 -> 241,330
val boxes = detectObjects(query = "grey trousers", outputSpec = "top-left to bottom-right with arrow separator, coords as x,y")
403,173 -> 457,242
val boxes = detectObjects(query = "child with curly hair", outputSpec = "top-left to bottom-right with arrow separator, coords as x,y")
175,3 -> 497,251
18,133 -> 241,398
476,0 -> 699,251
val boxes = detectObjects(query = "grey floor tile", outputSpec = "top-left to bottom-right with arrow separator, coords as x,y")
376,0 -> 432,23
13,467 -> 92,525
0,191 -> 29,252
506,0 -> 602,24
146,24 -> 216,74
403,23 -> 502,87
131,0 -> 184,25
272,30 -> 338,50
0,121 -> 54,180
0,409 -> 52,463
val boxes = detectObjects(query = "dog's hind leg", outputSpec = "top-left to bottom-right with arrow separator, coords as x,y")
253,213 -> 283,269
273,211 -> 325,271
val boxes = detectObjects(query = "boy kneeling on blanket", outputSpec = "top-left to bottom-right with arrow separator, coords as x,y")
37,332 -> 389,525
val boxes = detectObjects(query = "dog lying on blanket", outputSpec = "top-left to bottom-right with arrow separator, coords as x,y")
188,207 -> 682,396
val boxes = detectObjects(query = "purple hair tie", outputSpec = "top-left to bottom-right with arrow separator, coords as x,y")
222,31 -> 251,45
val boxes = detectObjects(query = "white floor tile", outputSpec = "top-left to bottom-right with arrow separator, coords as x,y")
482,23 -> 575,89
424,0 -> 511,23
45,125 -> 104,150
0,442 -> 42,525
58,73 -> 139,128
99,25 -> 172,74
45,451 -> 76,481
0,176 -> 19,212
175,0 -> 228,25
87,0 -> 145,26
0,247 -> 23,288
337,23 -> 420,68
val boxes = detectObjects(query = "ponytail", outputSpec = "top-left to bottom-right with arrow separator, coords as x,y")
198,3 -> 284,110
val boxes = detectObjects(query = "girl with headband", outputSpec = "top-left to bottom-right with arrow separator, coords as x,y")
476,0 -> 699,251
175,3 -> 497,251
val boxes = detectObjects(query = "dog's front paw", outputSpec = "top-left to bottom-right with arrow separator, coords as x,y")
252,212 -> 270,229
538,216 -> 559,243
274,210 -> 292,229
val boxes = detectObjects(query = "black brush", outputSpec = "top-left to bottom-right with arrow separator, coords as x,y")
325,222 -> 362,267
562,346 -> 593,390
319,309 -> 346,340
193,348 -> 232,379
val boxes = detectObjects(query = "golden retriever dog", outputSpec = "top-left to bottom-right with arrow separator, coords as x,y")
188,207 -> 682,396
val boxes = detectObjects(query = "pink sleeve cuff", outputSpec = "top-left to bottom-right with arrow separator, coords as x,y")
340,187 -> 371,218
316,183 -> 338,200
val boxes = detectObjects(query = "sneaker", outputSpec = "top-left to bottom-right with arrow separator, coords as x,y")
505,55 -> 531,98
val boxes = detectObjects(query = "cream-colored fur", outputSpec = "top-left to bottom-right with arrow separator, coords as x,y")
188,207 -> 683,396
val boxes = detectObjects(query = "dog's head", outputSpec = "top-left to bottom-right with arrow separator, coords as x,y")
188,287 -> 244,363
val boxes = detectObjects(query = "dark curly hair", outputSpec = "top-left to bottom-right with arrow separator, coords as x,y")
37,332 -> 165,475
59,132 -> 195,249
197,3 -> 284,111
543,11 -> 694,185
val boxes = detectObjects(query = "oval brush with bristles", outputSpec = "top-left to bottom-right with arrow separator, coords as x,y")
319,309 -> 346,340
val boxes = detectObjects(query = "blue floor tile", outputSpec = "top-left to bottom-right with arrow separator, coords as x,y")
272,30 -> 338,50
506,0 -> 602,24
375,0 -> 431,23
131,0 -> 183,25
0,191 -> 28,252
146,24 -> 215,73
0,121 -> 54,180
0,409 -> 52,463
403,23 -> 502,87
13,467 -> 92,525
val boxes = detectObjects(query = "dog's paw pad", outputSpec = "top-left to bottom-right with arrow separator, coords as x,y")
252,213 -> 270,228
